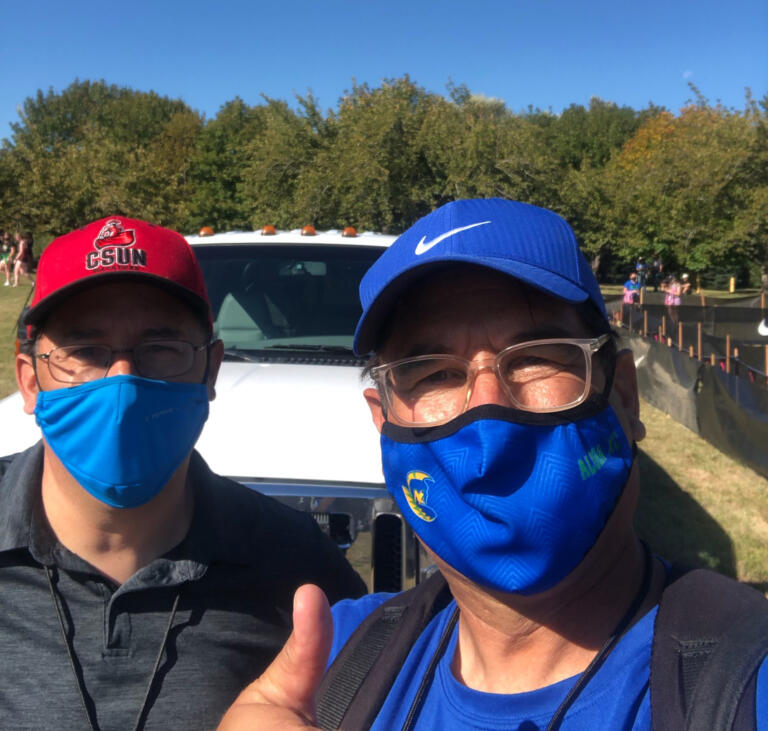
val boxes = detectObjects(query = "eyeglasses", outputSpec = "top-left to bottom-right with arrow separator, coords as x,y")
36,340 -> 212,384
371,335 -> 611,427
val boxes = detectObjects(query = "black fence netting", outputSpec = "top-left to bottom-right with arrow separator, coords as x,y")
696,366 -> 768,479
622,333 -> 768,479
627,334 -> 700,433
609,299 -> 768,376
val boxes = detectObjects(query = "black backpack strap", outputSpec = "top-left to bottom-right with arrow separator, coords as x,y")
316,571 -> 452,731
651,567 -> 768,731
685,609 -> 768,730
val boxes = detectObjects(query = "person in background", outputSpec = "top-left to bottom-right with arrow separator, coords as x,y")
635,256 -> 648,293
0,230 -> 16,286
651,253 -> 663,292
12,230 -> 36,287
0,216 -> 365,729
663,274 -> 682,324
622,271 -> 640,326
680,273 -> 691,296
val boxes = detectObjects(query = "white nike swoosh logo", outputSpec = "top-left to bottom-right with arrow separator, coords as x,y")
414,220 -> 492,255
759,319 -> 768,337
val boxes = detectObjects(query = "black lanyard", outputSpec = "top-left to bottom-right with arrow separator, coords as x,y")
45,565 -> 181,731
401,543 -> 654,731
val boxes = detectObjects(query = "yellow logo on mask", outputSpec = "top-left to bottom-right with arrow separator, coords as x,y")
402,470 -> 438,522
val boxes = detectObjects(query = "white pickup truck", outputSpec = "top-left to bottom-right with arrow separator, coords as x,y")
0,227 -> 429,591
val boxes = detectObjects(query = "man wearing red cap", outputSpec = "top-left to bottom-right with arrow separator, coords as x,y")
0,217 -> 365,729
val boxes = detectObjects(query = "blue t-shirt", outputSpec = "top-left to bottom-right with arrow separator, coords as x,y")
330,593 -> 657,730
624,279 -> 640,292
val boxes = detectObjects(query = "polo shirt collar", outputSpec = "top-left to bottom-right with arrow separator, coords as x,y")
0,443 -> 258,576
0,441 -> 48,556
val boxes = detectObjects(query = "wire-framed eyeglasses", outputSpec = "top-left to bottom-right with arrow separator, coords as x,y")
371,335 -> 612,427
36,340 -> 213,384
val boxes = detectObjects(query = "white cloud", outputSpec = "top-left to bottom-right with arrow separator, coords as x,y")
683,70 -> 693,79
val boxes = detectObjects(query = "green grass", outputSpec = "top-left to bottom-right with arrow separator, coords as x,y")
634,400 -> 768,590
2,283 -> 766,587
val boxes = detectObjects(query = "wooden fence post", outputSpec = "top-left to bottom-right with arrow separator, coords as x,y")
678,321 -> 683,351
697,322 -> 703,361
710,353 -> 716,367
661,315 -> 666,337
700,292 -> 706,307
643,310 -> 648,337
765,345 -> 768,387
726,334 -> 731,374
689,345 -> 694,358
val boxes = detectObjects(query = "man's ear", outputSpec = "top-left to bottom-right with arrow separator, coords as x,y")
611,349 -> 646,443
363,387 -> 386,434
16,353 -> 40,416
205,339 -> 225,401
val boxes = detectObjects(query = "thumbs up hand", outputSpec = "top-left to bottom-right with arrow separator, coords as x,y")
218,584 -> 333,730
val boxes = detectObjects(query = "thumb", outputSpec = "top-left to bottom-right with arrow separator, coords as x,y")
231,583 -> 333,723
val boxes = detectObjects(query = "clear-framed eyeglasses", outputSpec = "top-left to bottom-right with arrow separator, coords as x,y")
36,340 -> 213,384
370,335 -> 612,427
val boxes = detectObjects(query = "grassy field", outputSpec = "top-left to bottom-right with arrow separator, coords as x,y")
1,283 -> 767,586
634,400 -> 768,589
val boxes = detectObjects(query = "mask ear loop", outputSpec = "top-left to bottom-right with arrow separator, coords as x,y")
29,332 -> 45,392
588,338 -> 617,412
201,346 -> 211,385
200,337 -> 219,389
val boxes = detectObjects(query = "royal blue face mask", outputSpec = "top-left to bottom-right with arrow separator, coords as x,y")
35,375 -> 209,508
380,403 -> 634,595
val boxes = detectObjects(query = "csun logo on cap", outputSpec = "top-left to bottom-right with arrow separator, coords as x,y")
85,219 -> 147,271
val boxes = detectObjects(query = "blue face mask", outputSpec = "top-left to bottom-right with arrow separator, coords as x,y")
380,402 -> 634,595
35,375 -> 210,509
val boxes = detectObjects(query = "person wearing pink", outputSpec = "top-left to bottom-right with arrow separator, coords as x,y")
663,276 -> 682,323
622,272 -> 640,327
623,272 -> 639,304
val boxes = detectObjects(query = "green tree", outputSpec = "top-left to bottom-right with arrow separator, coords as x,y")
239,96 -> 323,229
6,80 -> 200,236
292,76 -> 439,232
604,98 -> 767,274
186,98 -> 266,233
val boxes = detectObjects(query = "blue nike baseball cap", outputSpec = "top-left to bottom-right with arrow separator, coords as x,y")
353,198 -> 607,355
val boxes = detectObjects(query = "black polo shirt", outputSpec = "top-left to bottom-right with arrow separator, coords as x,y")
0,443 -> 366,729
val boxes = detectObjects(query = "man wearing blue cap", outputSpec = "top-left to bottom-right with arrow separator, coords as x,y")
221,199 -> 768,730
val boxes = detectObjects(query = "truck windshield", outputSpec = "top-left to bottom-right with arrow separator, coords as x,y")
194,244 -> 383,351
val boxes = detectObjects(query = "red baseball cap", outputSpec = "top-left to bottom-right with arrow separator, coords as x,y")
25,217 -> 212,331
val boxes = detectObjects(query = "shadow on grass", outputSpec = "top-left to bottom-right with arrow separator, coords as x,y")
634,448 -> 737,579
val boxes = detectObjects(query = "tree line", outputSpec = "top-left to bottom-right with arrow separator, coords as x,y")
1,77 -> 766,285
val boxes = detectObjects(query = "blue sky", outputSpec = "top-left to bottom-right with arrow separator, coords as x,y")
0,0 -> 765,142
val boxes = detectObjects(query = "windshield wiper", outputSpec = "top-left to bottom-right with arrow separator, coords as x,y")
222,348 -> 264,362
263,344 -> 354,353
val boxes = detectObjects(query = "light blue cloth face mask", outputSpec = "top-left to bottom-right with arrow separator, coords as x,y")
35,375 -> 209,508
380,403 -> 634,595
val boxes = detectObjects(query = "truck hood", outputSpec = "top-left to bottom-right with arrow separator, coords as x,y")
0,362 -> 386,485
199,361 -> 385,484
